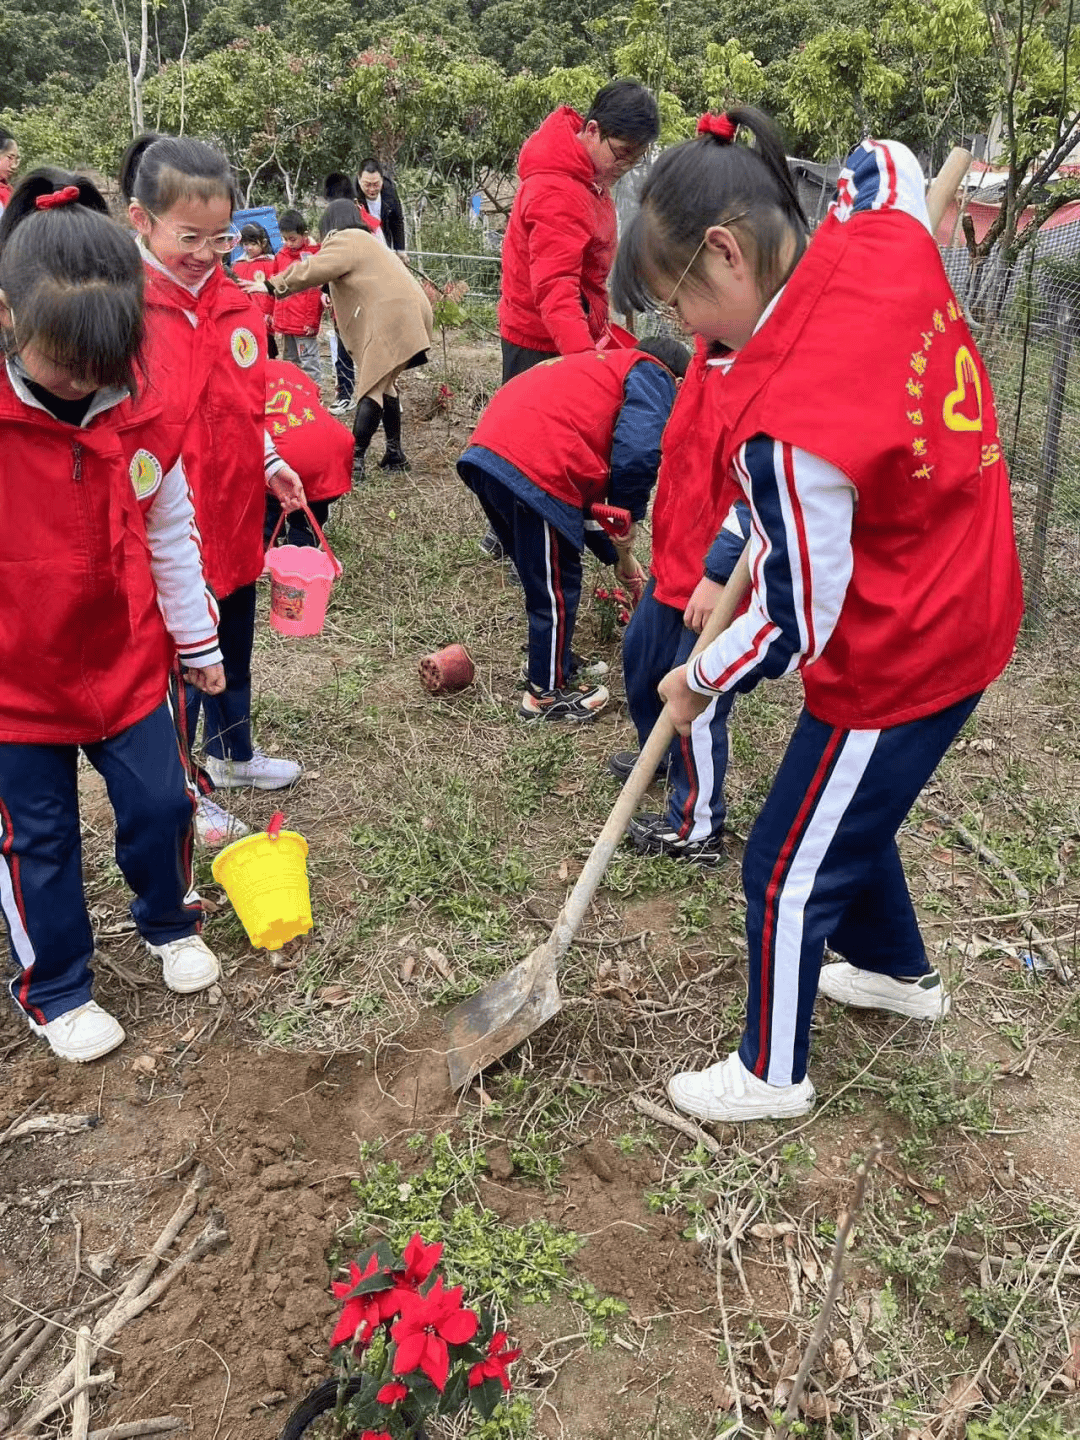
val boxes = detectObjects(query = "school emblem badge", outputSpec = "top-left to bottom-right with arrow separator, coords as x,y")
129,448 -> 163,499
231,327 -> 259,368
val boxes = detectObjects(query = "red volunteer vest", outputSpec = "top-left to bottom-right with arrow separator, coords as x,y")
467,349 -> 667,510
651,341 -> 732,610
715,209 -> 1023,729
233,255 -> 275,330
0,370 -> 182,744
142,263 -> 267,598
265,362 -> 353,503
273,243 -> 323,335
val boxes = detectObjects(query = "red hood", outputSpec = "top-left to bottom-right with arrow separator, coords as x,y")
518,107 -> 597,188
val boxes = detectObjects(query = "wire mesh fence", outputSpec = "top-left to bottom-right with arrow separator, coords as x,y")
411,250 -> 503,300
952,234 -> 1080,629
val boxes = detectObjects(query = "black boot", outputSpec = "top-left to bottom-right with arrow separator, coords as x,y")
352,397 -> 382,481
377,394 -> 409,471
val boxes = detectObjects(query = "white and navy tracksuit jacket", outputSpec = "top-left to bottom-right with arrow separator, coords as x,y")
686,145 -> 990,1086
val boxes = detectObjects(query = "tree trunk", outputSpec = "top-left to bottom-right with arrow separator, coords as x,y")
132,0 -> 149,132
1028,300 -> 1074,623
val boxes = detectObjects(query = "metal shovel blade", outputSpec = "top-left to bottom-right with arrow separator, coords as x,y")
444,937 -> 562,1091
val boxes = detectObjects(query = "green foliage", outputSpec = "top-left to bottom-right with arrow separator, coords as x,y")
787,28 -> 906,161
349,776 -> 530,938
346,1134 -> 581,1309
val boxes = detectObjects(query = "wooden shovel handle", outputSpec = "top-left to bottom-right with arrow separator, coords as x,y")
544,545 -> 752,965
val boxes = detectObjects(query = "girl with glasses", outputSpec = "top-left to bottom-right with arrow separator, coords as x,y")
121,133 -> 305,847
614,109 -> 1022,1124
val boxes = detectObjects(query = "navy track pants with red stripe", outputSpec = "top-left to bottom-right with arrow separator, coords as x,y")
739,691 -> 981,1086
0,698 -> 201,1025
468,471 -> 582,691
624,580 -> 733,841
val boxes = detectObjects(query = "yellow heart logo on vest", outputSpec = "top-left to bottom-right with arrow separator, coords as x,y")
943,346 -> 983,432
265,388 -> 292,416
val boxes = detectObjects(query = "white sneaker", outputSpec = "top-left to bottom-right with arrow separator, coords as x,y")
147,934 -> 220,994
328,397 -> 355,416
28,1000 -> 126,1063
668,1050 -> 816,1123
204,749 -> 301,791
817,962 -> 951,1019
195,796 -> 250,847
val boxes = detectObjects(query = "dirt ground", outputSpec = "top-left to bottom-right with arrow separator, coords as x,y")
2,336 -> 1079,1440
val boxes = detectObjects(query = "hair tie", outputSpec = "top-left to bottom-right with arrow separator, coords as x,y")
697,113 -> 737,142
35,185 -> 81,211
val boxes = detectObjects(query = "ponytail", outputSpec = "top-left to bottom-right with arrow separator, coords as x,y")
0,169 -> 144,394
121,132 -> 237,212
612,105 -> 809,315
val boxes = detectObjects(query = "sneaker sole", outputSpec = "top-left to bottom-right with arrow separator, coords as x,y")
28,1021 -> 126,1063
629,834 -> 724,866
206,774 -> 300,792
667,1076 -> 816,1123
517,706 -> 607,724
817,983 -> 951,1020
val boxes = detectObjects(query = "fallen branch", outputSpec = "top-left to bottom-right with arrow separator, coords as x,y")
18,1369 -> 116,1432
0,1095 -> 45,1150
945,1245 -> 1080,1279
115,1166 -> 209,1308
629,1093 -> 721,1156
72,1328 -> 92,1440
773,1142 -> 883,1440
87,1418 -> 186,1440
17,1169 -> 222,1436
1,1114 -> 97,1146
924,802 -> 1070,981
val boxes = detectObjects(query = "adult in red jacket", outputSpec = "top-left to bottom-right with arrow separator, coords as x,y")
0,127 -> 19,216
458,337 -> 689,721
123,133 -> 306,848
264,360 -> 354,546
497,80 -> 659,386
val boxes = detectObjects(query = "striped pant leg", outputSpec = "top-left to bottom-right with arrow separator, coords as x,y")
83,699 -> 203,948
510,503 -> 581,692
665,621 -> 735,842
739,693 -> 980,1086
0,743 -> 93,1025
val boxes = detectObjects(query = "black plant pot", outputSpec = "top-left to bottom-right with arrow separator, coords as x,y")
279,1377 -> 429,1440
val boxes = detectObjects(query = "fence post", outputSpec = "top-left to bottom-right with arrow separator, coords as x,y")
1028,294 -> 1074,623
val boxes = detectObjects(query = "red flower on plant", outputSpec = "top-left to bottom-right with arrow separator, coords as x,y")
468,1331 -> 522,1392
391,1276 -> 479,1391
399,1233 -> 443,1288
376,1381 -> 408,1404
330,1255 -> 403,1350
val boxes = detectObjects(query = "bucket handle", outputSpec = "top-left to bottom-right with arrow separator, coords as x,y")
267,501 -> 344,577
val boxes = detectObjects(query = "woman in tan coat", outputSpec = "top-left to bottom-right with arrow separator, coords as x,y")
250,200 -> 433,477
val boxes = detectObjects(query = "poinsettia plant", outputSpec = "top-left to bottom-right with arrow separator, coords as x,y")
325,1233 -> 522,1438
593,583 -> 633,643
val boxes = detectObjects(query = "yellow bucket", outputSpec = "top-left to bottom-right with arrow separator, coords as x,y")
211,814 -> 313,949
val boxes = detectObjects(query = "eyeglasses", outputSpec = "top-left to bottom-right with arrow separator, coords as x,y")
603,136 -> 649,169
663,211 -> 749,307
144,208 -> 241,255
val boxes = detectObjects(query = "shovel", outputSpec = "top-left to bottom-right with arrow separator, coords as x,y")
444,545 -> 752,1089
443,148 -> 973,1090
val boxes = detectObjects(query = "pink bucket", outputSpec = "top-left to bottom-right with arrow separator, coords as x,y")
266,503 -> 343,637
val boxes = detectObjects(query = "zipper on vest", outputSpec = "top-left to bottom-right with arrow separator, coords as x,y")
70,439 -> 108,737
